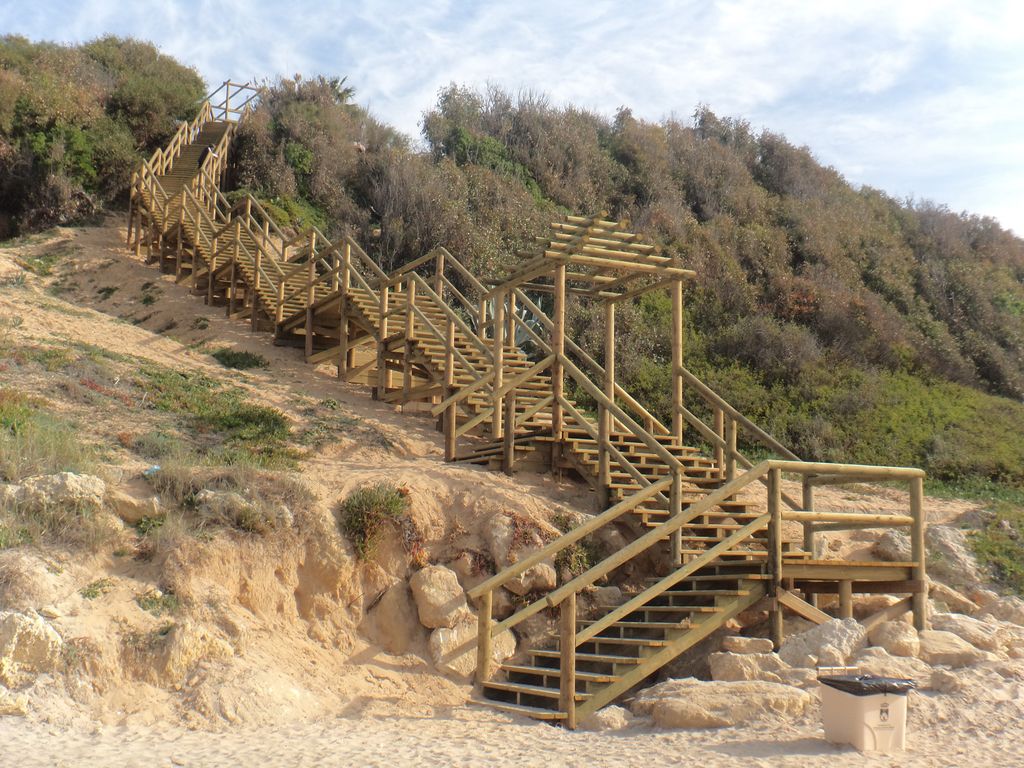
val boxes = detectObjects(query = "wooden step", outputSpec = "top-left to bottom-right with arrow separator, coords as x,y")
482,680 -> 590,701
470,699 -> 566,720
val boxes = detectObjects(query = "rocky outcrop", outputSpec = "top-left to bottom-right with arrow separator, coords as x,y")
867,620 -> 920,657
852,647 -> 932,681
409,566 -> 468,629
578,705 -> 634,731
709,652 -> 788,683
918,630 -> 990,667
926,526 -> 984,587
428,614 -> 514,680
778,619 -> 867,667
980,595 -> 1024,627
721,636 -> 774,654
106,487 -> 161,524
0,611 -> 63,686
503,563 -> 556,597
930,612 -> 1001,651
631,678 -> 812,729
7,473 -> 106,512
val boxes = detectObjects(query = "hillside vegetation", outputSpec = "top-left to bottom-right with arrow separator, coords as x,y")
1,38 -> 1022,486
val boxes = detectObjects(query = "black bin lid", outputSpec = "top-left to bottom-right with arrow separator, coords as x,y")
819,674 -> 916,696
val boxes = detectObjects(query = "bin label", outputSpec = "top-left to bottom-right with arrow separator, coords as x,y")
879,703 -> 889,723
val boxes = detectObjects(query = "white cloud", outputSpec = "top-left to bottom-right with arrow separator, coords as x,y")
1,0 -> 1022,232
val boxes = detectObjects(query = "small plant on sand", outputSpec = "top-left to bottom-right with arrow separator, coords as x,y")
80,578 -> 114,600
337,483 -> 411,559
0,388 -> 95,481
211,348 -> 269,370
96,286 -> 118,300
191,317 -> 210,330
136,588 -> 180,616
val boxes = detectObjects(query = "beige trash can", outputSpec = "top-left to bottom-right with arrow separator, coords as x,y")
819,675 -> 916,753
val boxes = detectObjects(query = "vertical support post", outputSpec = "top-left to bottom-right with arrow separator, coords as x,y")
768,466 -> 784,649
838,580 -> 854,619
559,591 -> 577,730
502,391 -> 516,476
599,301 -> 615,507
434,248 -> 446,297
713,407 -> 725,472
670,470 -> 683,566
176,191 -> 185,279
801,478 -> 817,608
550,264 -> 566,469
492,291 -> 505,438
910,476 -> 928,630
671,278 -> 685,445
276,280 -> 285,324
403,277 -> 416,405
475,589 -> 492,686
228,220 -> 241,316
443,320 -> 457,461
338,240 -> 351,380
725,417 -> 737,481
304,256 -> 316,360
206,235 -> 217,305
376,283 -> 390,399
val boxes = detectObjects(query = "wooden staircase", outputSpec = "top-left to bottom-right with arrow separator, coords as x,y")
129,81 -> 930,729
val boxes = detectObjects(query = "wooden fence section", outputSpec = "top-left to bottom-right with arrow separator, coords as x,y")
128,83 -> 930,729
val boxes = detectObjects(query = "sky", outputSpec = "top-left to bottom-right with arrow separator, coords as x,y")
3,0 -> 1022,234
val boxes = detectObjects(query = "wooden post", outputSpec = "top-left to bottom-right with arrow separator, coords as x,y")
376,283 -> 390,399
768,467 -> 784,649
838,580 -> 854,619
713,406 -> 724,472
338,240 -> 351,380
304,255 -> 316,360
443,320 -> 457,461
502,391 -> 516,476
725,417 -> 737,481
551,264 -> 566,468
599,301 -> 615,507
476,589 -> 492,686
910,476 -> 928,630
228,220 -> 241,316
175,192 -> 185,279
670,470 -> 683,566
802,479 -> 817,608
671,278 -> 685,445
434,248 -> 446,297
403,277 -> 416,404
276,280 -> 285,324
492,291 -> 505,438
559,591 -> 577,730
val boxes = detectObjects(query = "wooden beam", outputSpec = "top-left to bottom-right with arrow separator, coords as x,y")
551,263 -> 566,460
838,580 -> 854,619
862,596 -> 914,632
476,590 -> 492,685
768,467 -> 783,649
671,278 -> 684,443
777,589 -> 831,625
910,476 -> 928,631
559,591 -> 577,730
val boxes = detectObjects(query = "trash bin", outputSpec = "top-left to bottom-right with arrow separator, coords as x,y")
819,675 -> 916,753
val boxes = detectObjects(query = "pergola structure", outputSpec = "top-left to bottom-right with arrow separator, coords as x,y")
484,212 -> 697,451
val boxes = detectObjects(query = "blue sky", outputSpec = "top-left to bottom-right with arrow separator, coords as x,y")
3,0 -> 1022,234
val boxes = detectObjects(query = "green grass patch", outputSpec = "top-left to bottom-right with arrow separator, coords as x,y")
211,348 -> 269,370
136,589 -> 179,616
96,286 -> 118,300
80,578 -> 114,599
135,367 -> 294,467
0,388 -> 95,481
337,483 -> 411,559
15,244 -> 78,276
970,501 -> 1024,595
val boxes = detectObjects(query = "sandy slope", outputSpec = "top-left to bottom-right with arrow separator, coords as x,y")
0,220 -> 1016,766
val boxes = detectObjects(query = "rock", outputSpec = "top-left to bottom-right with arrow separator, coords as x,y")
194,489 -> 250,521
868,620 -> 920,657
428,613 -> 514,680
817,644 -> 845,666
0,611 -> 62,675
926,526 -> 983,587
929,668 -> 964,694
778,619 -> 867,667
503,563 -> 557,597
368,582 -> 420,655
483,512 -> 544,567
489,588 -> 516,621
631,678 -> 812,728
930,582 -> 980,615
709,652 -> 789,683
930,612 -> 1001,651
37,606 -> 59,620
853,594 -> 904,620
721,636 -> 774,654
852,647 -> 931,682
0,551 -> 69,612
12,473 -> 106,512
578,704 -> 634,731
592,586 -> 622,608
918,630 -> 989,667
873,530 -> 911,562
778,667 -> 820,689
153,620 -> 233,683
0,688 -> 27,716
980,596 -> 1024,626
971,589 -> 1000,609
106,487 -> 161,524
409,566 -> 468,629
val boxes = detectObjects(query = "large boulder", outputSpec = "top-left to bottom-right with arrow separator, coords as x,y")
873,530 -> 911,562
918,630 -> 989,667
106,487 -> 161,525
926,526 -> 984,587
409,566 -> 468,629
503,563 -> 556,597
578,705 -> 634,731
0,688 -> 27,716
0,551 -> 70,612
930,582 -> 981,615
428,613 -> 514,680
366,582 -> 422,655
980,596 -> 1024,627
778,619 -> 867,667
0,611 -> 62,684
11,473 -> 106,512
709,652 -> 788,683
867,620 -> 920,657
721,636 -> 774,654
155,620 -> 234,684
930,612 -> 1002,651
631,678 -> 812,729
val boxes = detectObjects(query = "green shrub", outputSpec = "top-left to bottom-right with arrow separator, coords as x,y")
211,348 -> 270,370
337,483 -> 411,558
0,388 -> 95,481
